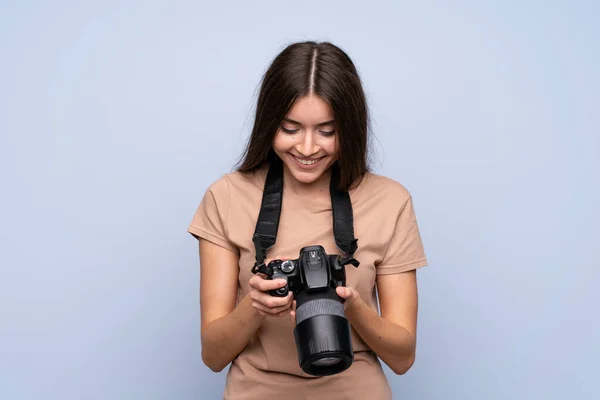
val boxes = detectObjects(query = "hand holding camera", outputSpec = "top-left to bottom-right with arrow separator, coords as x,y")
248,255 -> 295,317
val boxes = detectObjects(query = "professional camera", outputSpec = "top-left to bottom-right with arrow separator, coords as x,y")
266,245 -> 358,376
251,160 -> 360,376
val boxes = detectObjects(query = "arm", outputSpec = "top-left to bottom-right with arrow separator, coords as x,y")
198,239 -> 293,372
198,239 -> 264,372
337,270 -> 419,375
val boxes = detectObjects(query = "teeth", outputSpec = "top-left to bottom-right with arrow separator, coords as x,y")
295,157 -> 319,165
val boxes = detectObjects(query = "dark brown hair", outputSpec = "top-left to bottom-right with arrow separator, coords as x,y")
235,41 -> 370,191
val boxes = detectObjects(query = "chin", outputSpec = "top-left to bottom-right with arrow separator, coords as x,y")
289,170 -> 324,185
285,162 -> 335,187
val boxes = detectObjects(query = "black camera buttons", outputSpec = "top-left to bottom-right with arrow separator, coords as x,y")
275,284 -> 288,296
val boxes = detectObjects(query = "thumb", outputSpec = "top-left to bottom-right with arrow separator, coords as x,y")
336,286 -> 349,298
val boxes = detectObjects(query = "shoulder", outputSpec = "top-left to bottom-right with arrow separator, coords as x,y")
203,166 -> 268,213
224,165 -> 268,195
354,172 -> 412,208
207,166 -> 267,195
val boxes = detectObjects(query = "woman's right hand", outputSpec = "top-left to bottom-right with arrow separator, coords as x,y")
248,255 -> 294,317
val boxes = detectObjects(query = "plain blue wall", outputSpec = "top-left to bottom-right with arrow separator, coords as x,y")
1,1 -> 598,399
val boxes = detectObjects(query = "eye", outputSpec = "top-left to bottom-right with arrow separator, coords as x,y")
319,130 -> 336,137
281,126 -> 299,134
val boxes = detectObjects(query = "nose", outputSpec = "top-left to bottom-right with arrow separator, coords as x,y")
295,131 -> 319,157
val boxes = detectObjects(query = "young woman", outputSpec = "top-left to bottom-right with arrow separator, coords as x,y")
188,41 -> 428,399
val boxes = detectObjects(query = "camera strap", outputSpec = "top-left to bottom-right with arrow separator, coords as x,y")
251,160 -> 359,276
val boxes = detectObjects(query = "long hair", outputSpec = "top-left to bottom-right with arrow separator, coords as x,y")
235,41 -> 370,191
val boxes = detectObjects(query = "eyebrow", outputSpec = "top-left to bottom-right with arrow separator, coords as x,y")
283,118 -> 335,127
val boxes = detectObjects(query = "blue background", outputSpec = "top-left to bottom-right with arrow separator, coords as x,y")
1,1 -> 598,399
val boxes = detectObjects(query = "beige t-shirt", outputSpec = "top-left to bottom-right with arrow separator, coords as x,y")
188,165 -> 428,400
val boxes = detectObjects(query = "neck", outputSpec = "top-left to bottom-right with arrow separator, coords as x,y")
282,166 -> 332,199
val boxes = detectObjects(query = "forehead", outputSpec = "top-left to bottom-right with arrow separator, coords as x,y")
285,95 -> 334,125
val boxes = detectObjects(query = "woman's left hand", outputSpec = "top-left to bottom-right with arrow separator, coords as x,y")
335,286 -> 360,310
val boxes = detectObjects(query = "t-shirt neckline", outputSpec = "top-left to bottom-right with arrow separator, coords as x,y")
246,164 -> 368,208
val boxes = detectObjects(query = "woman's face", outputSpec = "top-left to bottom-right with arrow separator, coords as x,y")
273,95 -> 339,186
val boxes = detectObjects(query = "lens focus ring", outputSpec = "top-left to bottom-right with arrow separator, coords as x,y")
295,299 -> 345,324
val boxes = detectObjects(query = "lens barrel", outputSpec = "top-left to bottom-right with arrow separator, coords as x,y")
293,288 -> 354,376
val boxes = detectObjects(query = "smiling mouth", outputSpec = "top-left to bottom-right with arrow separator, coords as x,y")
291,154 -> 323,165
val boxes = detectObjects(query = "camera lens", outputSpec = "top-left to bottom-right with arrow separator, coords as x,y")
293,287 -> 353,376
311,357 -> 342,367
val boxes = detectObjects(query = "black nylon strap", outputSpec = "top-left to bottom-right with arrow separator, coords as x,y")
252,161 -> 358,274
251,161 -> 283,275
330,164 -> 358,259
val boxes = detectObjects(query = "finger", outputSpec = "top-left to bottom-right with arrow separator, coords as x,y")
336,286 -> 353,299
252,291 -> 293,308
289,310 -> 296,324
256,292 -> 294,308
248,274 -> 287,292
255,278 -> 289,292
252,301 -> 293,315
248,274 -> 264,289
275,306 -> 293,317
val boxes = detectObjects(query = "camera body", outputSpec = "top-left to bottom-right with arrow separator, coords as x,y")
265,245 -> 357,376
267,245 -> 348,297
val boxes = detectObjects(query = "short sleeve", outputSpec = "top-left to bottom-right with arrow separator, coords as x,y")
376,196 -> 428,275
187,176 -> 239,253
